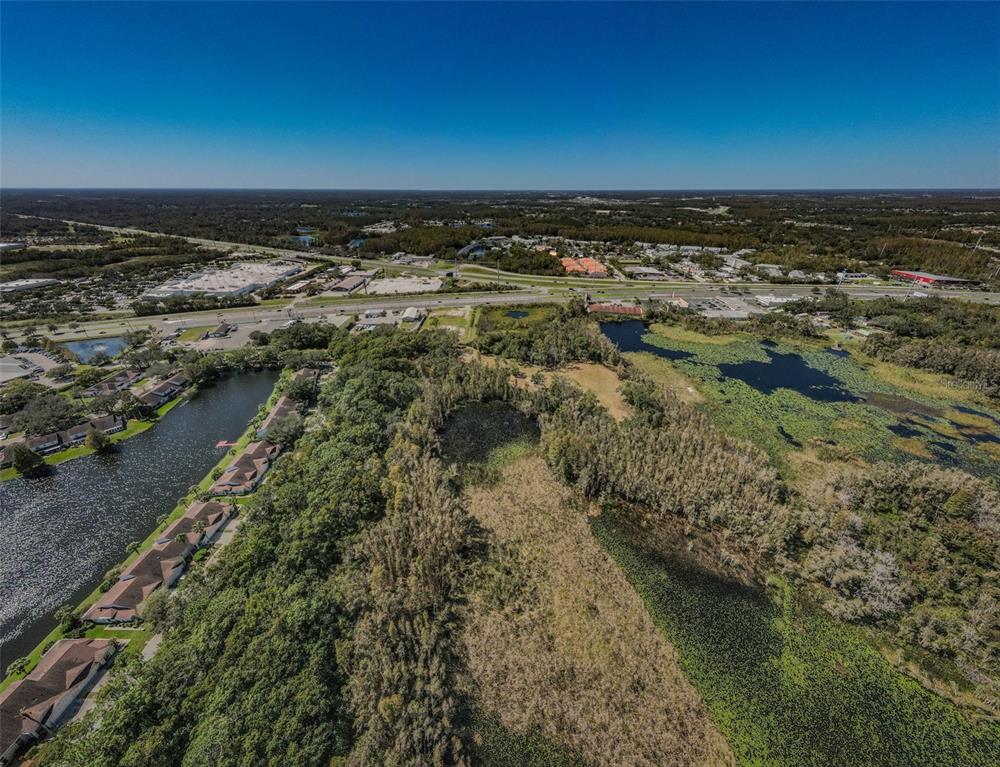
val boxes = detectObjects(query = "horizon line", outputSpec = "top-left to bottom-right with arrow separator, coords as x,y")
3,186 -> 1000,194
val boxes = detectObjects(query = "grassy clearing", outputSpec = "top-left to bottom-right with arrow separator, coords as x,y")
647,322 -> 740,345
423,307 -> 474,339
470,712 -> 588,767
858,355 -> 988,405
592,511 -> 1000,767
177,325 -> 212,342
557,363 -> 632,422
463,458 -> 734,767
624,351 -> 705,405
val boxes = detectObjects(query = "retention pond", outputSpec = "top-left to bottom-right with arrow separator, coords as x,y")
0,370 -> 278,665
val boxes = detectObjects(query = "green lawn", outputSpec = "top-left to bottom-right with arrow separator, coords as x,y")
177,325 -> 212,342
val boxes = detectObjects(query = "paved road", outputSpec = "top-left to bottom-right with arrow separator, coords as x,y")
8,214 -> 1000,342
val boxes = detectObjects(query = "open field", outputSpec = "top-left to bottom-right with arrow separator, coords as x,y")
464,456 -> 734,767
557,363 -> 632,421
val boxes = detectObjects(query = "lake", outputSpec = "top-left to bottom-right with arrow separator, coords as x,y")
600,321 -> 855,398
61,336 -> 127,363
598,320 -> 693,360
0,370 -> 278,664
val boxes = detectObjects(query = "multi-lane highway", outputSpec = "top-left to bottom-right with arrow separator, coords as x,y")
7,215 -> 1000,344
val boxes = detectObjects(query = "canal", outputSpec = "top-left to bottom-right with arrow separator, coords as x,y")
0,370 -> 278,666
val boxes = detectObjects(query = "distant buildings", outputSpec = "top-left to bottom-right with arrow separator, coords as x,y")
143,261 -> 302,299
625,266 -> 669,280
329,275 -> 368,293
203,323 -> 232,339
561,257 -> 608,277
0,278 -> 60,294
889,269 -> 966,286
587,302 -> 645,317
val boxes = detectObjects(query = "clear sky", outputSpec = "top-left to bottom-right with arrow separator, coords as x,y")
2,1 -> 998,189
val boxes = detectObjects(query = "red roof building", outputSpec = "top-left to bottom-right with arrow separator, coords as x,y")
587,302 -> 645,317
890,270 -> 966,286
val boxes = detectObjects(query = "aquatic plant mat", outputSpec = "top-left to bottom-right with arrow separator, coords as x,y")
592,509 -> 1000,767
624,324 -> 1000,477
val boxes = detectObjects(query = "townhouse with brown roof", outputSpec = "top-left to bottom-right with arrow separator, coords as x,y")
137,371 -> 191,408
83,538 -> 194,624
209,440 -> 280,495
0,639 -> 117,766
157,500 -> 233,548
20,414 -> 127,457
79,368 -> 143,398
290,367 -> 320,384
256,395 -> 298,438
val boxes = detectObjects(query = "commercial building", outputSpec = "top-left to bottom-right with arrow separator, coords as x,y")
625,266 -> 669,280
889,270 -> 967,286
561,257 -> 608,277
754,295 -> 800,308
143,261 -> 302,299
329,275 -> 368,293
586,302 -> 645,317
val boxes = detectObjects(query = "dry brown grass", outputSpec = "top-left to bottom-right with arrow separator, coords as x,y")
470,352 -> 633,421
890,435 -> 934,459
558,363 -> 632,421
463,457 -> 734,767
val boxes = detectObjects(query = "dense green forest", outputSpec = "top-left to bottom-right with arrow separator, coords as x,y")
782,293 -> 1000,397
28,308 -> 1000,765
4,191 -> 996,284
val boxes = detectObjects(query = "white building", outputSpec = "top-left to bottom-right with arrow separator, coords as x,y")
0,278 -> 61,294
143,262 -> 302,298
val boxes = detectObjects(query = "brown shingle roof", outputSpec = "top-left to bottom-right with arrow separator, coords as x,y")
0,639 -> 115,761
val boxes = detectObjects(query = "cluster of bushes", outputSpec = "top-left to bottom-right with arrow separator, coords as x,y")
474,302 -> 622,368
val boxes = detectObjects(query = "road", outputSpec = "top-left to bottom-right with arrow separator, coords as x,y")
7,214 -> 1000,343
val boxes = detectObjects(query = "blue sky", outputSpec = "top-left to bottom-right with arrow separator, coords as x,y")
2,1 -> 998,189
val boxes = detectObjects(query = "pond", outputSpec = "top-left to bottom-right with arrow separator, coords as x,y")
718,347 -> 858,402
599,321 -> 694,360
60,336 -> 127,363
505,310 -> 530,319
0,370 -> 279,664
297,235 -> 316,246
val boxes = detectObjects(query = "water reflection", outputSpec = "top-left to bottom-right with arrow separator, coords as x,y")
0,371 -> 278,663
60,336 -> 127,363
